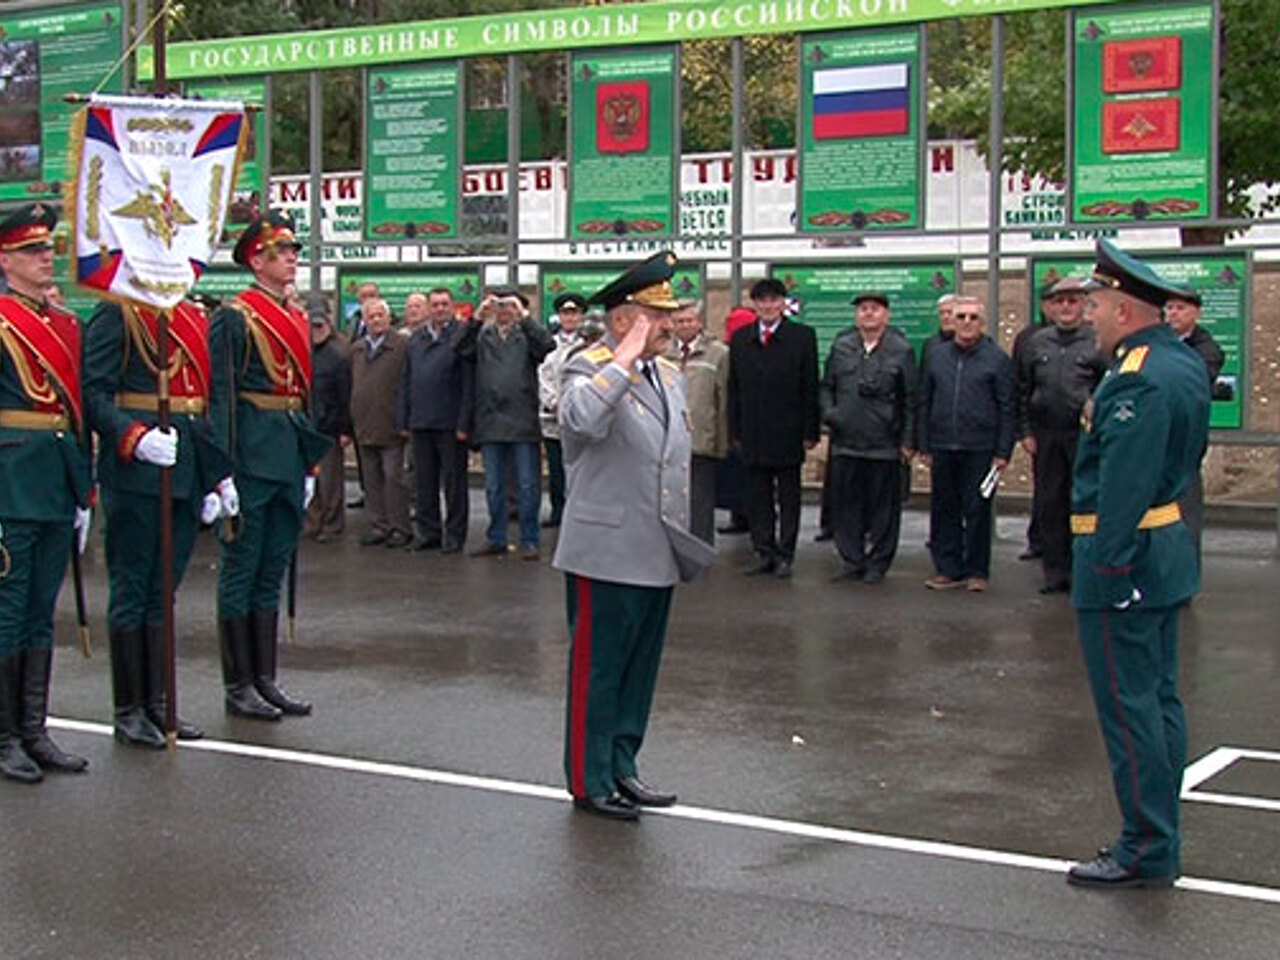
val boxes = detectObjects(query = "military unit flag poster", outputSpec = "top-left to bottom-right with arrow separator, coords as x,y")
811,63 -> 910,140
596,81 -> 651,154
1102,98 -> 1181,154
1103,36 -> 1182,94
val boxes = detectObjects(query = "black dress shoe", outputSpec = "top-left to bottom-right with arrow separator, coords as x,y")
1039,581 -> 1070,595
541,518 -> 561,529
470,542 -> 508,557
440,541 -> 462,555
347,496 -> 365,509
1018,547 -> 1042,561
863,570 -> 886,585
1066,854 -> 1175,889
830,566 -> 864,582
615,775 -> 677,807
814,530 -> 834,542
384,531 -> 411,549
716,523 -> 749,535
409,535 -> 442,552
743,558 -> 777,576
359,531 -> 387,547
572,793 -> 640,821
774,560 -> 793,579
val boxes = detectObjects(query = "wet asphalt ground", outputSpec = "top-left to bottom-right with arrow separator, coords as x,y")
2,493 -> 1278,959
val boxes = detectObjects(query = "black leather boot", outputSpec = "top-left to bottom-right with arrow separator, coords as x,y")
19,648 -> 88,772
143,624 -> 203,740
220,617 -> 281,721
249,609 -> 312,716
0,653 -> 42,784
109,627 -> 164,748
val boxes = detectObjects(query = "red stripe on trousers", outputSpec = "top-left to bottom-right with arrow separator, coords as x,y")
1101,610 -> 1152,869
569,576 -> 594,798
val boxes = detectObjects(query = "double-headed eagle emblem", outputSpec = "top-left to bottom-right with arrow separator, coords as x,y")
111,169 -> 196,248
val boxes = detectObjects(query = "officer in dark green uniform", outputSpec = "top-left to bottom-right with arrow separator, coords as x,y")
209,212 -> 331,721
84,296 -> 234,746
0,204 -> 91,783
1067,239 -> 1210,888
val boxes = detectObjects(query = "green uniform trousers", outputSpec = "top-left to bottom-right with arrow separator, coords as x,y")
101,488 -> 199,631
217,475 -> 301,619
0,519 -> 71,657
1077,606 -> 1186,878
564,573 -> 673,798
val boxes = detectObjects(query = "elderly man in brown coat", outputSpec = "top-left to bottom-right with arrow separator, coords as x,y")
350,297 -> 411,547
668,301 -> 729,544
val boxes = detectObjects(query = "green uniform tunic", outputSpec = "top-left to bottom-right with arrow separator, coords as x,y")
1071,322 -> 1210,879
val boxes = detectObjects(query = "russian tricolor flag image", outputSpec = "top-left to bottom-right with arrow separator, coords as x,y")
812,63 -> 910,140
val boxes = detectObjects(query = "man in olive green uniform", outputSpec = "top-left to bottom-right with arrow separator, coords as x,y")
209,212 -> 330,721
0,204 -> 91,783
84,296 -> 234,746
1067,240 -> 1210,889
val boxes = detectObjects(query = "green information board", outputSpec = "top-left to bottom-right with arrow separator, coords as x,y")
1028,252 -> 1247,429
191,268 -> 246,304
185,78 -> 267,241
768,261 -> 957,361
539,262 -> 703,324
1069,1 -> 1215,224
364,62 -> 461,242
336,266 -> 481,334
797,28 -> 924,234
568,47 -> 678,241
0,2 -> 124,203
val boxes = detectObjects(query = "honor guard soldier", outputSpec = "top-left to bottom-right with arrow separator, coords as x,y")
1067,240 -> 1210,889
209,212 -> 331,721
0,204 -> 91,783
553,252 -> 714,820
83,293 -> 235,746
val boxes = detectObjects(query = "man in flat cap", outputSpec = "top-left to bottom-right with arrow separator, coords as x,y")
554,252 -> 714,820
820,292 -> 917,584
1016,278 -> 1106,594
1066,239 -> 1210,889
538,292 -> 589,530
0,203 -> 91,783
209,211 -> 331,721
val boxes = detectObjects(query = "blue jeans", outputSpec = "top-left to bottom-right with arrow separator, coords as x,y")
482,442 -> 541,548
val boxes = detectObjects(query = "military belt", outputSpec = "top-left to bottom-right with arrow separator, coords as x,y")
0,409 -> 70,431
116,392 -> 206,414
1070,502 -> 1181,535
238,391 -> 303,412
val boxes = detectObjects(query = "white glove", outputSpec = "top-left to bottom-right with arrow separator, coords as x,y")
1113,587 -> 1143,611
74,507 -> 91,555
217,477 -> 240,517
134,426 -> 178,467
200,492 -> 221,525
303,476 -> 316,510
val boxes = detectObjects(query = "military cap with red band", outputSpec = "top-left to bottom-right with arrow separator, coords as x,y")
0,203 -> 57,252
233,210 -> 303,267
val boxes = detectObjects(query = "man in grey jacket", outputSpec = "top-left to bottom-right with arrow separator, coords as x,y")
554,252 -> 714,821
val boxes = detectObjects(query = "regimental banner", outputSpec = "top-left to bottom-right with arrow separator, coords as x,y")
336,266 -> 481,333
540,261 -> 703,322
0,1 -> 124,203
798,28 -> 924,233
186,78 -> 268,240
1069,2 -> 1215,225
68,95 -> 248,309
768,260 -> 957,359
568,46 -> 678,241
1029,252 -> 1247,429
364,62 -> 462,242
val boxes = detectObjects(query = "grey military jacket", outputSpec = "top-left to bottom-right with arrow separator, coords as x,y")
552,338 -> 716,588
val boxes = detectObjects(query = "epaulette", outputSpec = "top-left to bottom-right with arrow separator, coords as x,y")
582,344 -> 614,365
655,355 -> 678,370
1118,345 -> 1149,375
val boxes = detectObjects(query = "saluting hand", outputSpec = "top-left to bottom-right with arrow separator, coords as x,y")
612,315 -> 651,370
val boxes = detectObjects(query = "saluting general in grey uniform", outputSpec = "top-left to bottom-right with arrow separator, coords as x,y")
554,251 -> 715,821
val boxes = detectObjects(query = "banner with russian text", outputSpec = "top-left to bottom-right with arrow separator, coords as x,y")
337,266 -> 481,334
540,262 -> 703,323
569,46 -> 678,241
68,94 -> 247,309
1068,1 -> 1215,225
797,27 -> 924,234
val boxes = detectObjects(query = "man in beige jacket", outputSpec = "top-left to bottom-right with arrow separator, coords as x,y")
669,302 -> 729,544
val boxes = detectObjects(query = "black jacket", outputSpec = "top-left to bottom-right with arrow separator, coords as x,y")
397,321 -> 474,434
1016,323 -> 1106,435
729,318 -> 820,467
311,333 -> 352,438
820,327 -> 918,459
1181,324 -> 1225,386
918,335 -> 1016,457
454,316 -> 555,444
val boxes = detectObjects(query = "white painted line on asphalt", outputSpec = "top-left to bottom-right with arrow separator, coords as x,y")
1186,791 -> 1280,814
48,717 -> 1280,905
1182,747 -> 1241,792
1182,745 -> 1280,812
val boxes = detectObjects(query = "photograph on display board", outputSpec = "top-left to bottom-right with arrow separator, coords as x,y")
0,41 -> 41,183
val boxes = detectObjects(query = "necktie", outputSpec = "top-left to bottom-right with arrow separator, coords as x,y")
680,343 -> 691,365
762,326 -> 772,346
643,363 -> 668,423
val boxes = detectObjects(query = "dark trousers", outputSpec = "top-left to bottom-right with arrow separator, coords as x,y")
929,450 -> 995,580
412,429 -> 469,547
564,573 -> 673,799
747,464 -> 801,563
690,455 -> 718,545
305,441 -> 346,538
832,456 -> 903,575
1032,427 -> 1079,587
102,488 -> 199,631
359,442 -> 411,539
818,455 -> 834,536
1178,471 -> 1204,561
217,475 -> 301,619
1077,606 -> 1185,877
544,437 -> 566,525
0,518 -> 71,656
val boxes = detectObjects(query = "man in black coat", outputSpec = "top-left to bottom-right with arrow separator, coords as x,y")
305,296 -> 351,543
398,287 -> 474,553
729,278 -> 819,579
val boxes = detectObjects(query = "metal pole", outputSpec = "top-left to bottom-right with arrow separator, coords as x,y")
986,15 -> 1004,322
506,54 -> 521,286
730,37 -> 745,311
308,70 -> 323,295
